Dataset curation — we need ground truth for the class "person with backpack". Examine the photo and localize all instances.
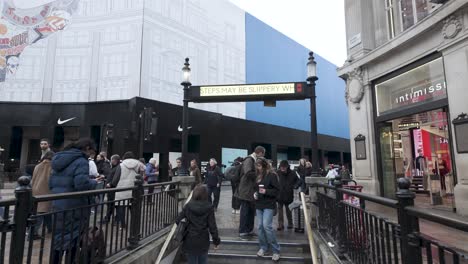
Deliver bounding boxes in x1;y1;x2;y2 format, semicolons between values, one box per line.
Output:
225;157;244;214
237;146;266;240
204;158;223;211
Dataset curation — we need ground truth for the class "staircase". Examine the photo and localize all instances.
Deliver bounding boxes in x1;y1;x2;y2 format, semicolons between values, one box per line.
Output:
177;230;312;264
409;175;429;194
207;237;312;263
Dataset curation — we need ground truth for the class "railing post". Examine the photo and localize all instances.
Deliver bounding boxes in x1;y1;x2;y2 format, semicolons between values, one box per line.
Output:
396;178;422;264
10;176;32;264
333;175;347;255
128;174;144;250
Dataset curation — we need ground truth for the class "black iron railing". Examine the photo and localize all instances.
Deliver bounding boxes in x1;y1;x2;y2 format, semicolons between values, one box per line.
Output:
0;176;179;264
311;177;468;264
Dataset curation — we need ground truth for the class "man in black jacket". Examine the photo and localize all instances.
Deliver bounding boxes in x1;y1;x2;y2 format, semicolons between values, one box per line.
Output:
103;154;121;223
236;146;266;240
204;158;223;210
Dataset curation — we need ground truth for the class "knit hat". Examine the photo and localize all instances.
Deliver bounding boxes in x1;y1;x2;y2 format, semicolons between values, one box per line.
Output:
279;160;289;168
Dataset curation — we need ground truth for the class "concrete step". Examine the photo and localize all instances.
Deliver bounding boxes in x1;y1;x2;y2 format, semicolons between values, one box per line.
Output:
207;252;311;263
201;238;312;264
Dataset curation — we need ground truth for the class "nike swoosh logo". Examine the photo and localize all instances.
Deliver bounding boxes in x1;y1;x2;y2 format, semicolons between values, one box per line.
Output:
57;117;76;125
177;125;192;132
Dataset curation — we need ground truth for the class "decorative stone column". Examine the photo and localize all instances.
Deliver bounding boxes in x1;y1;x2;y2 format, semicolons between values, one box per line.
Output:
306;176;328;227
172;176;195;210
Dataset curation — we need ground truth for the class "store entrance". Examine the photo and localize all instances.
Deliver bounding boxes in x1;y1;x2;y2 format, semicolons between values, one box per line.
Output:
379;108;455;210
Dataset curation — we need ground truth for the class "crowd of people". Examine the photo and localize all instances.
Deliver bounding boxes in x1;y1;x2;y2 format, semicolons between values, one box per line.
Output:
24;138;351;263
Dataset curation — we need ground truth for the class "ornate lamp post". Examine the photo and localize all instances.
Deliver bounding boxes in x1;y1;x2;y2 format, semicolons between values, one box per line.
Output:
307;52;319;174
181;58;191;165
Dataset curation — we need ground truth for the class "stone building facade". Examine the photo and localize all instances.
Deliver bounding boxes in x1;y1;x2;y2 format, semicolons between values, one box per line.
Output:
339;0;468;215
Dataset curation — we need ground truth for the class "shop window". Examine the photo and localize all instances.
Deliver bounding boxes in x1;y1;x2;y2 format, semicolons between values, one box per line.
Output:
375;57;447;117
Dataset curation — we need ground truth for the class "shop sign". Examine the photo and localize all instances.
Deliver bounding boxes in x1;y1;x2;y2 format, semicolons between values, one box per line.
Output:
393;81;447;107
398;122;420;131
375;57;447;116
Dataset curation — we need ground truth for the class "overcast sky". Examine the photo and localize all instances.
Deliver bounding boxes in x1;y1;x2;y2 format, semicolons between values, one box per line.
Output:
229;0;347;67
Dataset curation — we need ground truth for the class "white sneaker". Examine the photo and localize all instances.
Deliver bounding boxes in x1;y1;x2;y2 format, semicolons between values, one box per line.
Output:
257;248;266;257
272;253;280;261
232;209;236;214
236;210;240;214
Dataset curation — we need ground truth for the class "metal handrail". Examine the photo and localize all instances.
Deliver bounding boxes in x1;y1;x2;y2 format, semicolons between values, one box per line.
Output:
300;192;319;264
312;182;399;208
34;180;181;202
406;206;468;232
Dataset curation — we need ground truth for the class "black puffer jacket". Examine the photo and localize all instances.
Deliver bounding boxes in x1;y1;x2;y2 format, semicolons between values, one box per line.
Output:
176;200;220;255
277;169;299;204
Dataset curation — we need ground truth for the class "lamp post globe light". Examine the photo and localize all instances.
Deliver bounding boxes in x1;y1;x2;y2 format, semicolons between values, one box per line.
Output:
181;58;191;167
307;52;319;175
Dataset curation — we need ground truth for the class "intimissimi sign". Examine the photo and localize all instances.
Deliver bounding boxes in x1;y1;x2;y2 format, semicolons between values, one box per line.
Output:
393;81;447;106
375;57;447;116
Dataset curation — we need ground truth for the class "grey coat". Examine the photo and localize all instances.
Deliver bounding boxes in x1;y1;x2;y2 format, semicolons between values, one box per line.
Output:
236;156;256;201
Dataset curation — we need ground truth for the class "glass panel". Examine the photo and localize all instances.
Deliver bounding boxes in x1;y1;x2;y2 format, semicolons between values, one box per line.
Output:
375;57;447;116
400;0;415;30
416;0;430;21
379;125;397;199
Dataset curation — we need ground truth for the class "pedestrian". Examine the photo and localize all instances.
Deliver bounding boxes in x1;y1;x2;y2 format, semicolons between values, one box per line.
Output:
254;157;281;261
276;160;298;231
114;152;145;229
145;158;159;203
189;159;202;186
204;158;223;211
39;138;52;160
176;184;220;264
103;154;121;224
49;138;101;263
172;157;189;176
30;151;54;239
237;146;266;240
225;157;243;214
305;161;313;176
297;158;307;193
326;164;338;185
340;164;351;183
95;153;111;203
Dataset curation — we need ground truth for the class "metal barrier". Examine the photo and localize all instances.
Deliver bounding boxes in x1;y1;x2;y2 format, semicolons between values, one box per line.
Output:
311;176;468;264
0;176;179;264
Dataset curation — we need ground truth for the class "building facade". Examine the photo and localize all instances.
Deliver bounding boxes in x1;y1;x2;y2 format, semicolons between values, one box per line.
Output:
0;0;349;180
339;0;468;214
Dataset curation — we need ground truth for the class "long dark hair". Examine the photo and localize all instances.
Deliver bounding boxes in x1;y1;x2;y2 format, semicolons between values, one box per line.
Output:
256;157;271;182
192;184;209;201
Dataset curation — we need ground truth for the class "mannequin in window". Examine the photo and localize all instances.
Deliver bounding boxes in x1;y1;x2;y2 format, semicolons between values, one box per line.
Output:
415;149;427;190
434;154;449;192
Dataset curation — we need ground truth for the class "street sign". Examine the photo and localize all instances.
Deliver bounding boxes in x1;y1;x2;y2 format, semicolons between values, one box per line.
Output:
187;82;311;103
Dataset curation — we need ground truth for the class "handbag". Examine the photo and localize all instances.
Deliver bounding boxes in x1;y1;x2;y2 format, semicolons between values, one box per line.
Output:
173;217;189;243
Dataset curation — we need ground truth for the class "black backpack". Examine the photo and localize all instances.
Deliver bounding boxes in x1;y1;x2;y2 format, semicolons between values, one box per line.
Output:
225;163;242;182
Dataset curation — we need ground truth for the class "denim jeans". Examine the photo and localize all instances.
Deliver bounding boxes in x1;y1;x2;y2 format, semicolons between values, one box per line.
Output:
239;200;255;235
207;186;220;209
257;208;280;254
186;253;208;264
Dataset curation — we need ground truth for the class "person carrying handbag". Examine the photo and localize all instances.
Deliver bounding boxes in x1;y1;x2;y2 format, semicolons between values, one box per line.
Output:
175;185;220;264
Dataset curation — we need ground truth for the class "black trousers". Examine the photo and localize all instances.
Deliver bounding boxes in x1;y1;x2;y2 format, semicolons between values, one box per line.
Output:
207;186;220;209
231;184;241;210
239;200;255;235
105;192;115;220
